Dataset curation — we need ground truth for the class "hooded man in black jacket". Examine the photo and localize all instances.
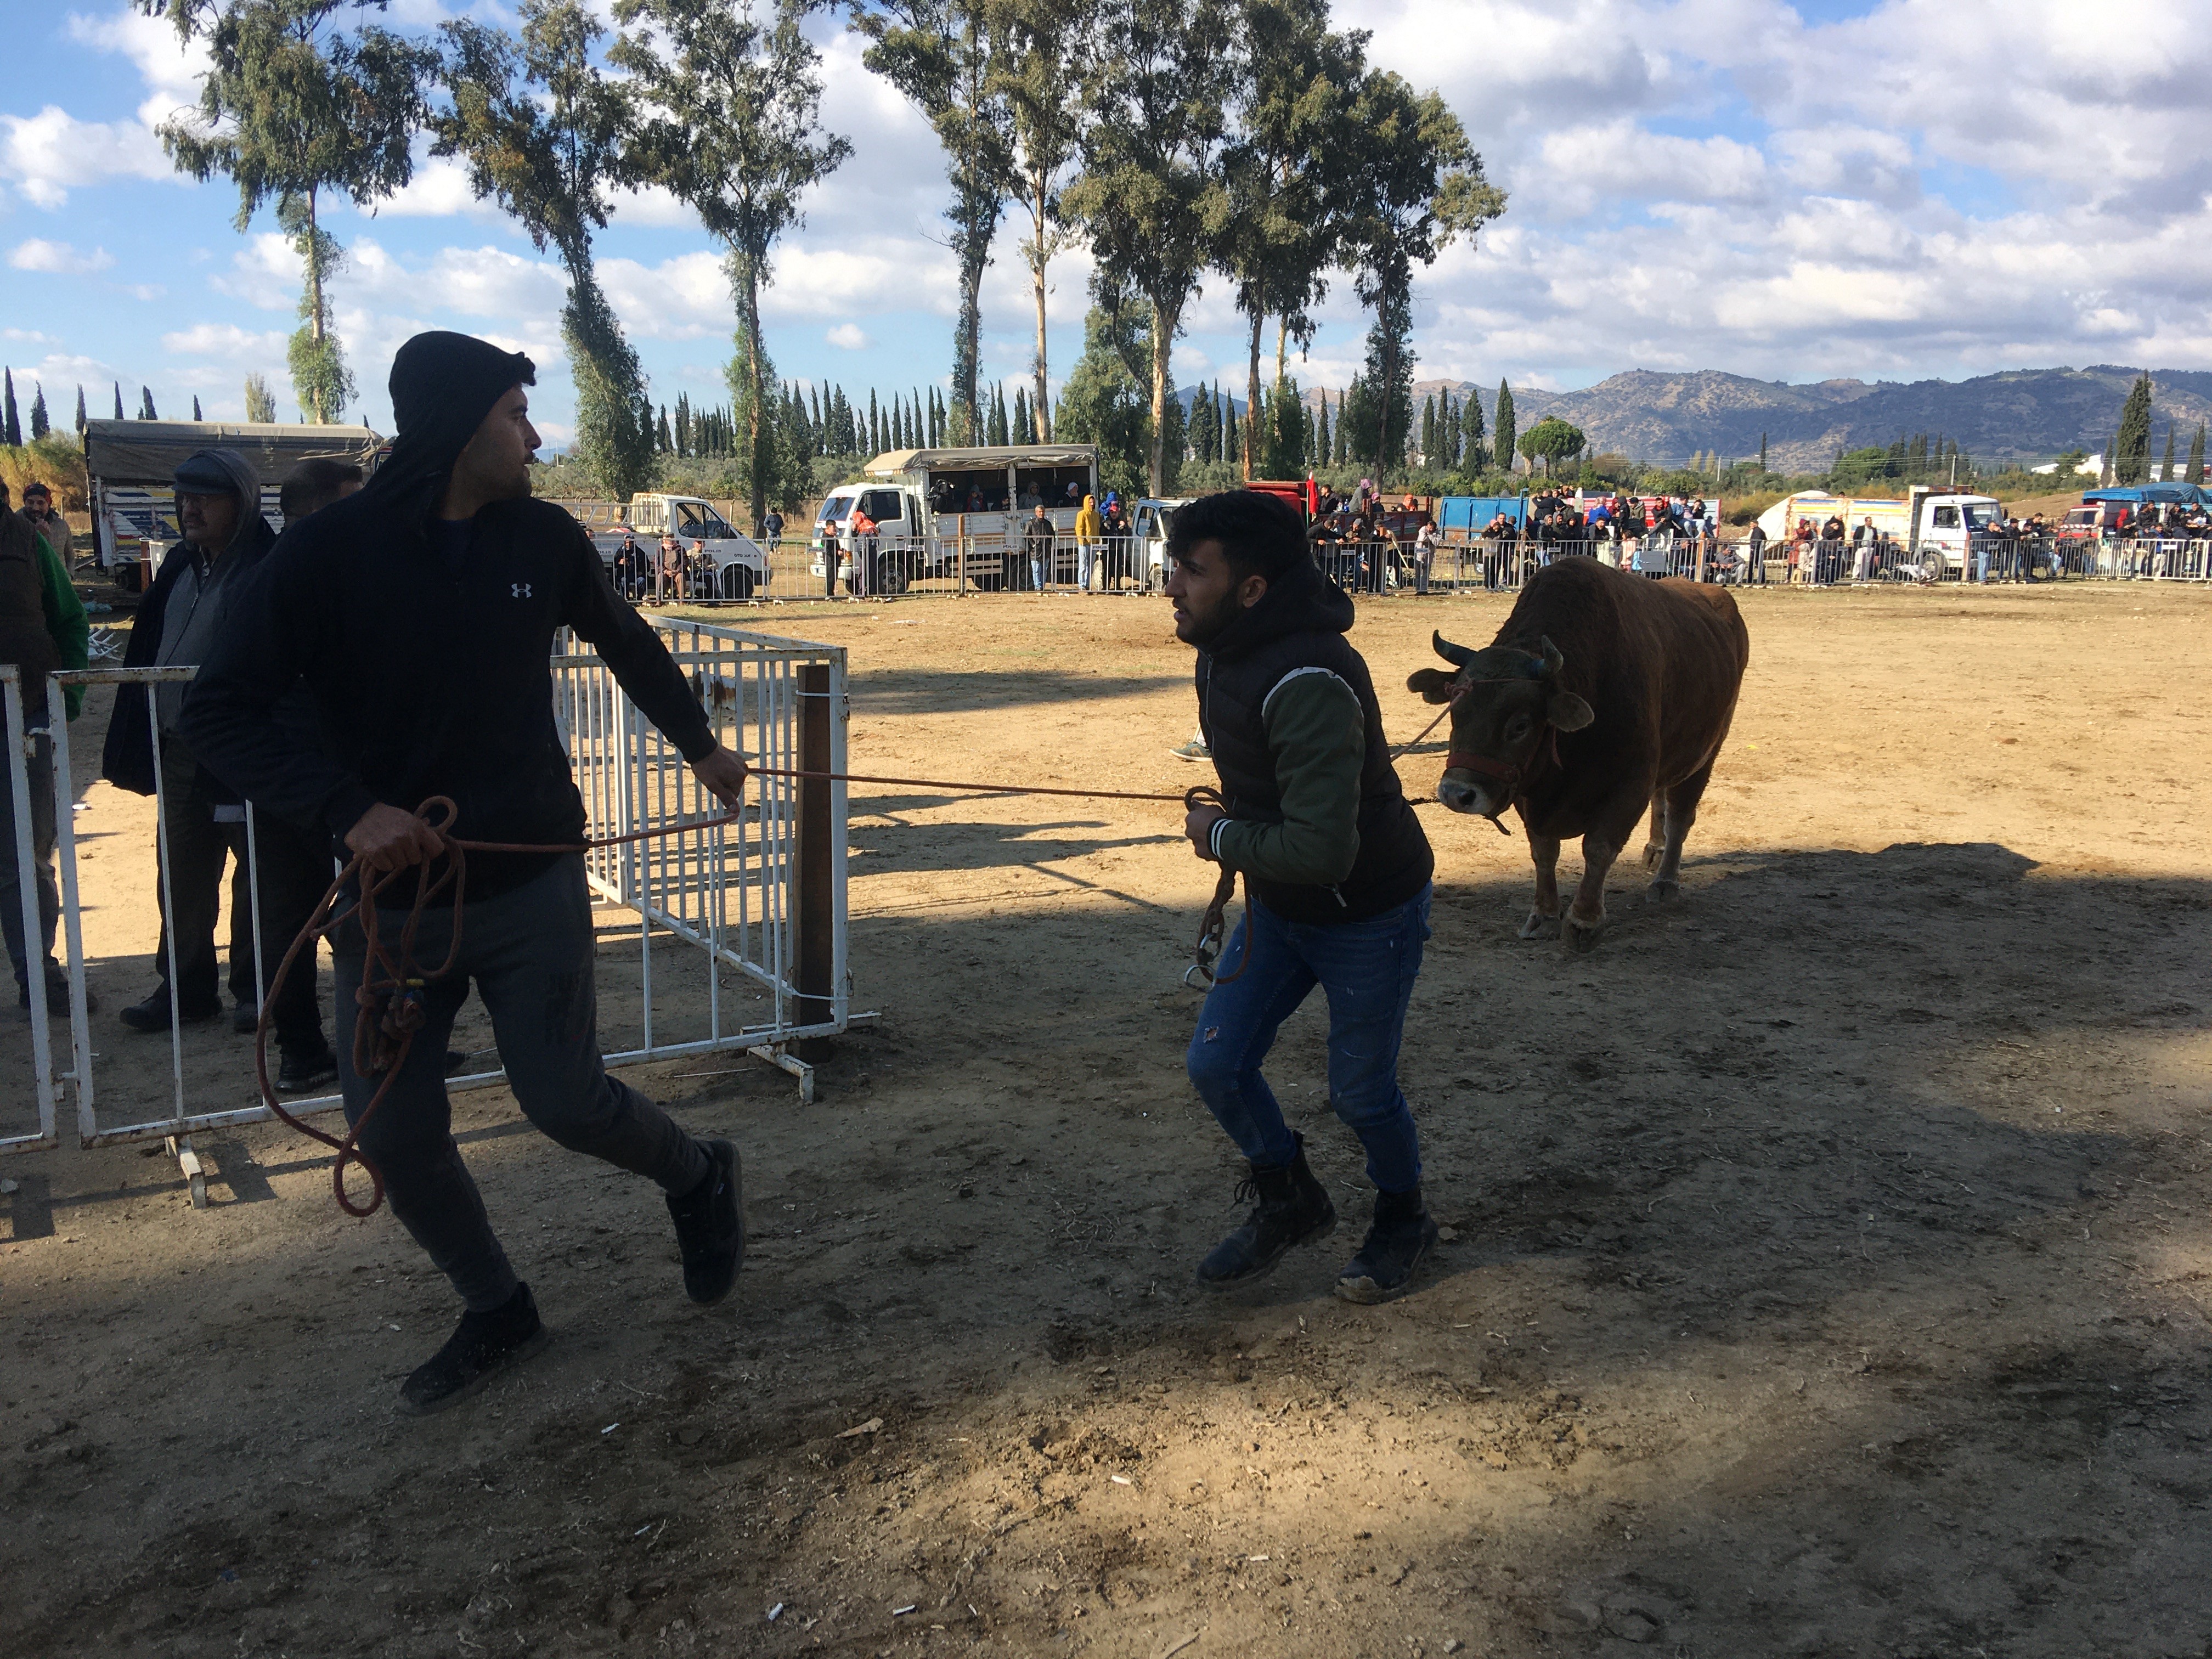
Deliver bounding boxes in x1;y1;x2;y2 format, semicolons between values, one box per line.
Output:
1169;490;1439;1304
182;332;752;1415
101;448;340;1089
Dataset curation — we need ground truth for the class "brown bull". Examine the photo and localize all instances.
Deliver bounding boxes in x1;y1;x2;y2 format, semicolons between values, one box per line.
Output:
1407;559;1749;950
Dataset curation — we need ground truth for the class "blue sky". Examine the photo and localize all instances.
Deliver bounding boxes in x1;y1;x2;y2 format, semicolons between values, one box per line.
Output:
4;0;2208;447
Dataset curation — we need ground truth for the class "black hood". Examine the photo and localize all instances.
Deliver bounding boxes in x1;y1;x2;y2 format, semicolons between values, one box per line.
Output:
1203;553;1354;664
361;330;536;529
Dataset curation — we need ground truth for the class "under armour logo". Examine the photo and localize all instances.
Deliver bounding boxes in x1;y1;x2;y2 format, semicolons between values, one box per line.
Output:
511;582;533;599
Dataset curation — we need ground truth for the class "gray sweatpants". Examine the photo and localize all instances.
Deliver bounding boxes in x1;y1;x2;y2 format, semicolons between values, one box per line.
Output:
336;854;709;1312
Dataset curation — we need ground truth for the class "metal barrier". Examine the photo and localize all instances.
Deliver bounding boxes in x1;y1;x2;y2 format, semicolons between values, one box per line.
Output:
2;619;856;1208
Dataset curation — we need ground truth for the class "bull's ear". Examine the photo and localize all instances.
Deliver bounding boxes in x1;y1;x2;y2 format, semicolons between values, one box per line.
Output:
1548;691;1595;731
1406;668;1458;704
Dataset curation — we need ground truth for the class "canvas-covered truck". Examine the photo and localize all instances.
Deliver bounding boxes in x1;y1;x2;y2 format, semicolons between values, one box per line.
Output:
82;417;383;591
808;443;1099;592
1753;486;2005;581
589;493;774;599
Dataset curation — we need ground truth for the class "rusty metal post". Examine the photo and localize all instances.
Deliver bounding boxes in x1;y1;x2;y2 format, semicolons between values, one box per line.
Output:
793;663;834;1060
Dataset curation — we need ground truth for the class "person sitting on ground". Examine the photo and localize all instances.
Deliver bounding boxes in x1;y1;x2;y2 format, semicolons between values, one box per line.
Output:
0;477;90;1015
182;329;752;1416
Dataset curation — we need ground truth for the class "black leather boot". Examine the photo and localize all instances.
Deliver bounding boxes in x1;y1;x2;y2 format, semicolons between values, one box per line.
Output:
1196;1134;1336;1291
1335;1185;1440;1304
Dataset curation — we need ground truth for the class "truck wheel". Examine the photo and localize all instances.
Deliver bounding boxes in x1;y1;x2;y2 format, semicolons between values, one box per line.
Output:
873;555;909;596
1918;550;1946;583
719;565;757;600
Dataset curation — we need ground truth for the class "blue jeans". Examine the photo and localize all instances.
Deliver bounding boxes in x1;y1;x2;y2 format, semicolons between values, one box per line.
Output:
1186;883;1431;1193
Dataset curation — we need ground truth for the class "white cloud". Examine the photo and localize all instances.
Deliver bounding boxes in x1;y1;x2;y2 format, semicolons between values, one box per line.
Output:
162;321;290;359
0;105;174;209
10;238;115;274
826;323;871;349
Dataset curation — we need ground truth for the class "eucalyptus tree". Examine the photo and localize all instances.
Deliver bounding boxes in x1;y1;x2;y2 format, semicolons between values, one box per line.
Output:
436;1;657;499
1062;0;1239;495
1221;0;1361;477
614;0;850;529
990;0;1090;441
848;0;1014;445
1337;69;1503;480
144;0;434;422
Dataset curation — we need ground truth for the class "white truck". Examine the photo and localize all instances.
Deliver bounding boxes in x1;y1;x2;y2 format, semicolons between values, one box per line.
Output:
1754;486;2005;581
808;443;1100;593
589;494;774;599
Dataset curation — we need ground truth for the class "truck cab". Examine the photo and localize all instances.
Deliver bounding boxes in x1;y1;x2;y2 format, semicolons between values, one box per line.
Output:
1132;497;1198;588
595;494;772;599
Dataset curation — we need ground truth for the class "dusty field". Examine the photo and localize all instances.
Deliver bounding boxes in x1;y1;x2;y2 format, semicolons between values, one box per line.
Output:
7;580;2212;1659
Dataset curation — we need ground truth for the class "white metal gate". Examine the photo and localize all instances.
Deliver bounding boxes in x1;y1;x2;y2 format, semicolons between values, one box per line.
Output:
1;619;853;1205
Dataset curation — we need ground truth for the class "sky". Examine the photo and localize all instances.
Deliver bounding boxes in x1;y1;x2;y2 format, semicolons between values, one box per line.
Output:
3;0;2209;448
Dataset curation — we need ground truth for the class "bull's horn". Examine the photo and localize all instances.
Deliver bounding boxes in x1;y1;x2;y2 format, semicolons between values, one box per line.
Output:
1432;630;1476;668
1538;635;1565;679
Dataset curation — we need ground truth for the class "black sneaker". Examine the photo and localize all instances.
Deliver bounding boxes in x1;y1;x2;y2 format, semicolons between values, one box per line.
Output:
275;1041;341;1093
1195;1134;1336;1291
119;989;221;1032
232;1003;259;1035
667;1139;743;1304
1335;1186;1440;1305
398;1284;550;1416
16;963;91;1015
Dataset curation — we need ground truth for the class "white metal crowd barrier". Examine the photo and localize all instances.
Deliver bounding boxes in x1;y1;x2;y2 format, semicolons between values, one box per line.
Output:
1;618;855;1207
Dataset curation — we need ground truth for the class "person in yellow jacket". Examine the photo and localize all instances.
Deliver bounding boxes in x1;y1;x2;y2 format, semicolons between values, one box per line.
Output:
1074;494;1103;593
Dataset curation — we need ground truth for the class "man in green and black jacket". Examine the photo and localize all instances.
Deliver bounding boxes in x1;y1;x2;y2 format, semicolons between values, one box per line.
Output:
1170;490;1439;1304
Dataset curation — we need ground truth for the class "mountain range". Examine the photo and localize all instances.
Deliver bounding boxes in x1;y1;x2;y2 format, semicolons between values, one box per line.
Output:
1242;365;2212;473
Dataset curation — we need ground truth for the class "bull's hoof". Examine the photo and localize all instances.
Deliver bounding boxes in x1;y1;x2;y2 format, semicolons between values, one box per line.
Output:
1517;909;1561;941
1562;913;1605;952
1640;842;1665;871
1646;878;1680;904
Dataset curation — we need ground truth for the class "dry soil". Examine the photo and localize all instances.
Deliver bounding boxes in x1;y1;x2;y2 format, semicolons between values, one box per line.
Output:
5;580;2212;1659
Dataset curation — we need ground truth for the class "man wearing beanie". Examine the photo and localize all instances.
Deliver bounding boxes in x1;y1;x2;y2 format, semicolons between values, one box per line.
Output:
101;448;339;1088
183;332;751;1415
1167;490;1440;1304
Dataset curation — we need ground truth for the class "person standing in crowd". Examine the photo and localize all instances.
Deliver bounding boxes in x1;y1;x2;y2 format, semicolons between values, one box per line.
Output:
760;507;783;550
100;450;340;1090
278;458;363;526
1412;516;1437;595
847;507;874;599
1022;500;1056;592
1101;494;1130;592
1074;493;1103;594
0;478;90;1015
183;331;751;1415
1852;516;1878;584
1167;490;1439;1303
18;482;74;571
1481;511;1517;591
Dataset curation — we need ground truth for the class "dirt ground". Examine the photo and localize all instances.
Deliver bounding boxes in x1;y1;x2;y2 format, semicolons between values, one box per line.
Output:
7;580;2212;1659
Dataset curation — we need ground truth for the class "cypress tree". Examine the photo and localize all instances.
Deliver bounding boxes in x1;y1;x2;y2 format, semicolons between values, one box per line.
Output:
2161;422;2177;481
2187;422;2206;486
1464;387;1485;469
1494;381;1516;477
2114;372;2153;484
193;394;205;421
1314;392;1330;467
1419;396;1435;469
74;385;86;433
1;369;18;447
140;386;158;420
1758;431;1767;472
112;382;125;421
29;381;49;440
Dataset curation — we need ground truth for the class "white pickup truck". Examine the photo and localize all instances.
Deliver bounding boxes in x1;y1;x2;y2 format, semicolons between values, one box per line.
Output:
808;443;1099;592
1754;486;2005;581
590;494;774;599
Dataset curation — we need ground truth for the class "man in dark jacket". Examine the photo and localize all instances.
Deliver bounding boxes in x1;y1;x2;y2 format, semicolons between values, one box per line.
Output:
181;331;750;1417
100;449;339;1089
1168;490;1438;1304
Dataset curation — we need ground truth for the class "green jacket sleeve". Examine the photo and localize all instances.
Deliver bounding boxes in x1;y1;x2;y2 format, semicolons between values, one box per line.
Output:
33;533;89;720
1210;669;1364;885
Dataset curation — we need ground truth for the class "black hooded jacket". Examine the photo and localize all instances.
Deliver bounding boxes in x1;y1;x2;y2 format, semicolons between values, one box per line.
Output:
1196;558;1432;925
178;332;716;895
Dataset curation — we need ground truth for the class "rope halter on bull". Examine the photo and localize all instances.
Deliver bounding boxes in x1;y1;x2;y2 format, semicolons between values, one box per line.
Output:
1423;630;1585;837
